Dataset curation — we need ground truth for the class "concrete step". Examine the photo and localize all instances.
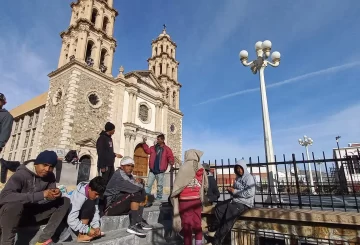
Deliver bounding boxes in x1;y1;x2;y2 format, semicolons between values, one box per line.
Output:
101;205;172;232
23;224;181;245
16;204;179;245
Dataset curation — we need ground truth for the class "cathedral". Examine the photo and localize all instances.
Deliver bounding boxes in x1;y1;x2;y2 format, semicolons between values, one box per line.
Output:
0;0;183;182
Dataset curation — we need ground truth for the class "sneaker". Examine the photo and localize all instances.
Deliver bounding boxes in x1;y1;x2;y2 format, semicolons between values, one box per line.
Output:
35;239;62;245
139;219;152;230
126;224;147;236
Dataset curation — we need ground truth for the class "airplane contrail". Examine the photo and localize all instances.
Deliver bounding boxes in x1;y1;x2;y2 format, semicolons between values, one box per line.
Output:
194;61;360;106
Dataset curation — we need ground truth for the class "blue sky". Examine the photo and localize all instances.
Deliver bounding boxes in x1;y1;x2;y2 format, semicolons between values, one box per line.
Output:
1;0;360;162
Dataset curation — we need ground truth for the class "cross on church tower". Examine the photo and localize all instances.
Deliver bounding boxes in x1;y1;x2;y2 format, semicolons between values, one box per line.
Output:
163;24;167;31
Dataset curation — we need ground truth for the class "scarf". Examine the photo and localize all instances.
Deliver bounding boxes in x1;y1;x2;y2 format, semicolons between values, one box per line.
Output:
170;149;208;232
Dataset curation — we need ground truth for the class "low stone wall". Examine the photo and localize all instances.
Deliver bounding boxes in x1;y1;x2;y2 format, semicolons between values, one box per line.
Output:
201;207;360;245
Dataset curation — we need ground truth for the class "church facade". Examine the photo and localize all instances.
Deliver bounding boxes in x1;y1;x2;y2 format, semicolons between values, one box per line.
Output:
0;0;183;181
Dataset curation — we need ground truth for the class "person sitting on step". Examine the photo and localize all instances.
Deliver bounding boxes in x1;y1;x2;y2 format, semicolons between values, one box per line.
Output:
103;157;154;236
0;150;70;245
206;159;255;245
202;163;220;205
67;176;107;242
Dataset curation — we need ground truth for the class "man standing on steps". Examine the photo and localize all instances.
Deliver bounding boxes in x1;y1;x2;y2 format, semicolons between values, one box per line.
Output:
0;93;13;154
96;122;123;184
0;93;14;184
142;134;174;202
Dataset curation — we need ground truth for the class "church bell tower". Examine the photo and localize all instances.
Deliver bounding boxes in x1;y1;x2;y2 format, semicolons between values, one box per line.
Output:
147;25;181;110
38;0;119;154
58;0;118;76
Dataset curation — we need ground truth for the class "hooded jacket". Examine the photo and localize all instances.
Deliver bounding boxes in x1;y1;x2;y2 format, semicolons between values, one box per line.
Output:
67;182;101;233
104;168;144;208
0;108;14;149
231;159;255;208
0;162;56;205
96;131;116;168
170;149;208;232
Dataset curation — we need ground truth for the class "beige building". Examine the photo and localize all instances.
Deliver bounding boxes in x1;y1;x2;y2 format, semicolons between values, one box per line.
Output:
0;0;183;182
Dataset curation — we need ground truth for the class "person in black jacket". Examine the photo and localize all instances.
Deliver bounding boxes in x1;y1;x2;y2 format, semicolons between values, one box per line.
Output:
203;163;220;204
96;122;122;184
0;93;13;154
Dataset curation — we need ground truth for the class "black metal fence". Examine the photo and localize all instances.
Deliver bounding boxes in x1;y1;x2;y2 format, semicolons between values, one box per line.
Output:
170;150;360;213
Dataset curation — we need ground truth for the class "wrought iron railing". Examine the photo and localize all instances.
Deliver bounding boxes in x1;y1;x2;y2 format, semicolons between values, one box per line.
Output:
170;150;360;212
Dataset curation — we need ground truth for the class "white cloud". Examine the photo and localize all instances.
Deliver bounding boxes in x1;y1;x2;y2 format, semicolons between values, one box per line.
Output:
183;102;360;163
194;61;360;106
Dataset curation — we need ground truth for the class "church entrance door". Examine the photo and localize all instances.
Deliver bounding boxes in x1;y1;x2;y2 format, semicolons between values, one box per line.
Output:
77;156;91;184
133;144;149;177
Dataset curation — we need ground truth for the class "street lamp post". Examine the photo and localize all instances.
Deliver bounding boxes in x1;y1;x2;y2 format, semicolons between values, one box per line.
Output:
239;41;280;195
298;135;316;194
317;159;324;193
336;136;341;158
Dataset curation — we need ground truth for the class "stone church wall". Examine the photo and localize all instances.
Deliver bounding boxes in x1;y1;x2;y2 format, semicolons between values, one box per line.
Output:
70;72;114;145
39;70;72;150
167;111;182;163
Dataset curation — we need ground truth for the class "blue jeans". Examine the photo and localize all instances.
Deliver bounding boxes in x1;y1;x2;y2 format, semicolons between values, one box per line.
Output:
145;171;165;199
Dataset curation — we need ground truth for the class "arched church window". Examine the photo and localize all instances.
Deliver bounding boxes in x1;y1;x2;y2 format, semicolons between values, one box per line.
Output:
73;39;78;54
160;45;163;53
139;104;149;122
166;45;169;53
159;63;163;74
100;49;107;66
85;41;94;66
91;9;98;24
155;47;158;55
152;66;155;73
100;49;108;73
102;17;109;32
167;64;170;76
166;88;170;99
172;68;175;78
170;124;175;133
173;91;176;107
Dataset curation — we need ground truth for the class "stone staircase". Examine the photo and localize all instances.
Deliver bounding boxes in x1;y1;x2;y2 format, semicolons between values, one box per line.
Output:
16;203;182;245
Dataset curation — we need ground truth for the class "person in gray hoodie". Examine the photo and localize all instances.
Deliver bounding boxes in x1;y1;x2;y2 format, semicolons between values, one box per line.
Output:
67;176;106;242
0;150;70;245
206;159;255;245
0;93;13;153
104;157;153;236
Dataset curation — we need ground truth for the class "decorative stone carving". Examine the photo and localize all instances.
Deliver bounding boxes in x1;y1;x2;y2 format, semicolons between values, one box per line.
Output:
52;87;65;106
167;113;182;161
139;104;148;122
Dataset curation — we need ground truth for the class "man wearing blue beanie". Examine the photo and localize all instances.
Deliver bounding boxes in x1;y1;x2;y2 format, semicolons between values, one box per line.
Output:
0;150;70;245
